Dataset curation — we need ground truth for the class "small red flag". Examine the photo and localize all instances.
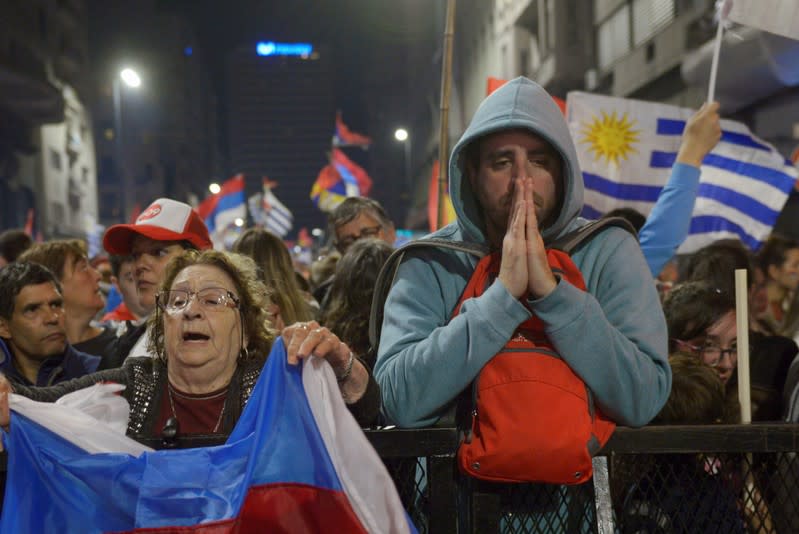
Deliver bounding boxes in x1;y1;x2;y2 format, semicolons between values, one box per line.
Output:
333;112;372;148
427;160;456;232
486;77;567;114
23;208;34;237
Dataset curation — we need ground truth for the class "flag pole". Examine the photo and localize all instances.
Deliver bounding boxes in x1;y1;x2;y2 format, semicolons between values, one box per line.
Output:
437;0;456;230
735;269;751;424
707;2;727;103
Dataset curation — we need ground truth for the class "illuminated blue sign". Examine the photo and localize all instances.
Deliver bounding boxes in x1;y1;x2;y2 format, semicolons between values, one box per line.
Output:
256;42;314;57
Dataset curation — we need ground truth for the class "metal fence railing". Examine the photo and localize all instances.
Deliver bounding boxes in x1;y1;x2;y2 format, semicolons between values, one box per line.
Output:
365;423;799;534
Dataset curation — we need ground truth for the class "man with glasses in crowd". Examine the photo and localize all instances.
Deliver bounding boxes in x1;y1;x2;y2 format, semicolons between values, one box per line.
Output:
314;197;396;308
330;197;396;254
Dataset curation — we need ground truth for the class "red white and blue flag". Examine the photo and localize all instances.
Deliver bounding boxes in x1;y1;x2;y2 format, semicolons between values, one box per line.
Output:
310;149;374;212
333;111;371;148
196;174;247;236
1;338;416;533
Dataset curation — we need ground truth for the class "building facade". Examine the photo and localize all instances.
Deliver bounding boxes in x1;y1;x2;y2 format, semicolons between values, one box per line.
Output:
0;0;97;239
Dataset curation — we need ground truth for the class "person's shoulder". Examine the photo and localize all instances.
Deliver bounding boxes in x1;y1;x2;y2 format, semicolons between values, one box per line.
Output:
566;218;638;256
400;224;485;263
64;343;102;370
123;356;161;374
239;357;264;378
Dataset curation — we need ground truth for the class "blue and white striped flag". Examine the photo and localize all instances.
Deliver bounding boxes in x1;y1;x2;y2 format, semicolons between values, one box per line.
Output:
249;183;293;238
263;187;293;238
567;91;798;252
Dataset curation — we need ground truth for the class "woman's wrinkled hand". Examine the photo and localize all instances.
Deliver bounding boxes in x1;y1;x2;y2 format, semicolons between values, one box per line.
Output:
282;321;352;377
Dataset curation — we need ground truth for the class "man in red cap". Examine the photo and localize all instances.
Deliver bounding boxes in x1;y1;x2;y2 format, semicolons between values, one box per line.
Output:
100;198;213;368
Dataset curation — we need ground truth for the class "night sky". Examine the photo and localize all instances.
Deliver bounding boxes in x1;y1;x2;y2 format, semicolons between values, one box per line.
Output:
89;0;429;230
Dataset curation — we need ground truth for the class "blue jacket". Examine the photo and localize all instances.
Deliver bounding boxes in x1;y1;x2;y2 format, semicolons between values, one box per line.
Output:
374;77;671;428
0;337;101;387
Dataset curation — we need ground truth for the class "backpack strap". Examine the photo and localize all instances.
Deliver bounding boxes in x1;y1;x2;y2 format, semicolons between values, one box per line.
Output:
368;238;488;352
548;216;637;254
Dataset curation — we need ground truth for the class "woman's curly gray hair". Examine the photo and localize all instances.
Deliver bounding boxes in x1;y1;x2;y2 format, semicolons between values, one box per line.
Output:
147;249;276;363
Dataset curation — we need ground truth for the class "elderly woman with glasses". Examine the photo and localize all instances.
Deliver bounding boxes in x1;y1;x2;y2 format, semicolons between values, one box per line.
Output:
663;281;738;385
0;250;380;444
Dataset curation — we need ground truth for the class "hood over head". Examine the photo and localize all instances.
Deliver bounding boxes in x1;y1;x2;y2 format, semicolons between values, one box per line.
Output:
449;77;584;244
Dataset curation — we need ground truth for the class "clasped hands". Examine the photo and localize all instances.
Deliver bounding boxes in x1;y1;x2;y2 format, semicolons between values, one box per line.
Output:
497;177;558;300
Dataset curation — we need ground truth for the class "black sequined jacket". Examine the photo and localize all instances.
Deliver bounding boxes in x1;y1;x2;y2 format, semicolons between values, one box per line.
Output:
11;355;381;439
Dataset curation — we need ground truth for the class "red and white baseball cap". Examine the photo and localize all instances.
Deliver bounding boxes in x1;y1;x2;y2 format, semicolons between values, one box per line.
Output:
103;198;212;255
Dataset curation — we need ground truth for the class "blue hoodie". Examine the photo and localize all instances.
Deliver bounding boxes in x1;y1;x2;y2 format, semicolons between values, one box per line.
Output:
374;77;671;428
0;337;101;387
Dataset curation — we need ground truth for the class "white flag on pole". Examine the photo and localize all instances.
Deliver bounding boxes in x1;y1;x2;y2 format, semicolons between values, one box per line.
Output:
725;0;799;40
262;187;293;238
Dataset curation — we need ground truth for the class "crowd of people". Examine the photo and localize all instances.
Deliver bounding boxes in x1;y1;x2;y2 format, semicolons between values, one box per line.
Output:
0;76;798;530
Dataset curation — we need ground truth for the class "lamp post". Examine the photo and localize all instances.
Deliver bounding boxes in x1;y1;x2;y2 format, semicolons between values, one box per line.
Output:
394;128;411;187
113;67;141;223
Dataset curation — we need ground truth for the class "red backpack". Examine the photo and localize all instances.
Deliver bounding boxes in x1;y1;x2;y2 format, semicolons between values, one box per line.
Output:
455;246;615;484
369;218;635;484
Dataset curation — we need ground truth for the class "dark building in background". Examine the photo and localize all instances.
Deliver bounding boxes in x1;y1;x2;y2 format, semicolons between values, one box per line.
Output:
225;43;335;235
0;0;98;238
89;1;223;227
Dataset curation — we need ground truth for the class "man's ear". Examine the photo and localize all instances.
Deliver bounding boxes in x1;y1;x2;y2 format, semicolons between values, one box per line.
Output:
0;317;11;340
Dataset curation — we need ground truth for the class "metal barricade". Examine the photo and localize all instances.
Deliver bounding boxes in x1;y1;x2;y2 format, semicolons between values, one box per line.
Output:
366;423;799;534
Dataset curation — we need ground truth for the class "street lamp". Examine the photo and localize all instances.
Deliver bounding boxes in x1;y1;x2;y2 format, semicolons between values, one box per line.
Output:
120;68;141;88
394;128;411;187
209;182;221;195
113;67;141;222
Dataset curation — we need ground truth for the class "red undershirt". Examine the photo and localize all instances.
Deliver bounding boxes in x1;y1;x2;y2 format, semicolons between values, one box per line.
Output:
154;381;228;436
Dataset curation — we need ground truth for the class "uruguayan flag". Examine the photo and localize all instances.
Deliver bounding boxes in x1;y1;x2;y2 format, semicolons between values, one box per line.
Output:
262;187;293;238
567;91;797;252
248;180;294;238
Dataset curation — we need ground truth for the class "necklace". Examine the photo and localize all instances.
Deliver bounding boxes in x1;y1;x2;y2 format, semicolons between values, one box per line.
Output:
166;382;228;434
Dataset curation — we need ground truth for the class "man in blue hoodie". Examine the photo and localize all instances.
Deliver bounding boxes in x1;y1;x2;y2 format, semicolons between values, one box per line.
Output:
0;262;100;387
375;77;671;429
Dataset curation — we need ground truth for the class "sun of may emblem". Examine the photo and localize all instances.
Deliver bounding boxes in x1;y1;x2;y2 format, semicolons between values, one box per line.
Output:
580;110;640;165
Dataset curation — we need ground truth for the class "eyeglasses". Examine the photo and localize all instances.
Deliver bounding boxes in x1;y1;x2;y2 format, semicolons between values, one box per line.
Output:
157;288;240;314
336;225;383;251
673;339;738;367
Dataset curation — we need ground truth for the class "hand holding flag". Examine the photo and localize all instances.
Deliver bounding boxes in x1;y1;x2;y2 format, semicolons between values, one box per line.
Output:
675;102;722;167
